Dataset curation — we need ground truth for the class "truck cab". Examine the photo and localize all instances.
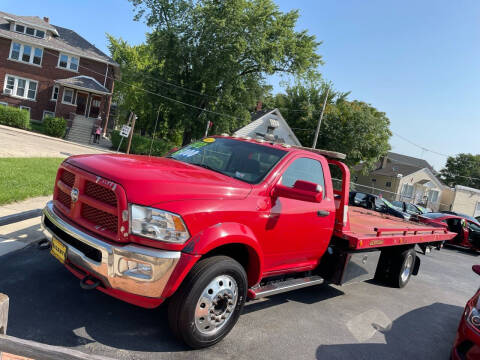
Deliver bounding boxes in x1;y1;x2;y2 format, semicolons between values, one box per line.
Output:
41;136;455;348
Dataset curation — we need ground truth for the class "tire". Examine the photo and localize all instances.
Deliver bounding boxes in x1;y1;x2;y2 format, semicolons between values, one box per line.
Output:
168;255;247;349
374;247;416;288
389;248;416;288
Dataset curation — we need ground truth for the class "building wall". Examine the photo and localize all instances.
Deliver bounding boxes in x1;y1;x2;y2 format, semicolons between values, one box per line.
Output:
352;172;400;201
397;169;443;211
439;187;455;211
0;36;114;121
451;188;480;216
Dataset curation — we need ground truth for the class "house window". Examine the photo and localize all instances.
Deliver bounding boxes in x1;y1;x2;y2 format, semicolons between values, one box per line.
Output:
35;30;45;38
9;42;43;66
386;181;392;188
427;189;439;204
14;24;25;33
3;75;38;100
51;85;59;101
62;88;75;104
14;24;45;39
19;106;30;114
58;53;80;71
43;110;55;119
401;184;414;199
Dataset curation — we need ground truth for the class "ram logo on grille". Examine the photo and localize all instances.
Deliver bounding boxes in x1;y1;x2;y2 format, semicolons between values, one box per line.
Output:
70;188;79;203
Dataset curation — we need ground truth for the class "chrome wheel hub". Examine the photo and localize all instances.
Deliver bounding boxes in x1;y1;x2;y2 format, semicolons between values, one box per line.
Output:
194;275;238;335
401;254;413;282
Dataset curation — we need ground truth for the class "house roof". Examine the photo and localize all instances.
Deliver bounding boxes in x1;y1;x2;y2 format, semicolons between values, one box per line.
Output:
387;152;434;171
0;11;118;66
234;108;302;146
354;151;435;177
55;75;111;94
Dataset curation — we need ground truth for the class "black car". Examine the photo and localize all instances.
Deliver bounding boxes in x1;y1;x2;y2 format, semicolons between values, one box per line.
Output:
349;191;411;220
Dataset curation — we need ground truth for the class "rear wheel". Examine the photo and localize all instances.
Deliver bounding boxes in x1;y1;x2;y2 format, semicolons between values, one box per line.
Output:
375;247;416;288
168;255;247;348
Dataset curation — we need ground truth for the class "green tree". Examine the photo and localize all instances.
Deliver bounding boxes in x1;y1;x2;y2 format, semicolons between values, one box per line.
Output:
119;0;322;144
440;153;480;189
272;83;391;168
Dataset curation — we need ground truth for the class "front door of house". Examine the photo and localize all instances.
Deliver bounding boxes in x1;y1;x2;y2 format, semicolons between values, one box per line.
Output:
89;95;102;118
76;92;88;115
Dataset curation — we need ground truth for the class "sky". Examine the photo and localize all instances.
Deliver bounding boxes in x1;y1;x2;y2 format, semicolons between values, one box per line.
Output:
2;0;479;170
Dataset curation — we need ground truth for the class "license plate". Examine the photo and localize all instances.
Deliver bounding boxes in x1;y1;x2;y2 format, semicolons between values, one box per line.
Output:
50;237;67;264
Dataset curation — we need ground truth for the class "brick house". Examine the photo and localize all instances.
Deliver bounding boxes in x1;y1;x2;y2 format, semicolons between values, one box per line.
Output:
0;11;118;134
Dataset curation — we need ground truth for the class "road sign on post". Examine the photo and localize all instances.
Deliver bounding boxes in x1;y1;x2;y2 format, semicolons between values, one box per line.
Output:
120;125;131;138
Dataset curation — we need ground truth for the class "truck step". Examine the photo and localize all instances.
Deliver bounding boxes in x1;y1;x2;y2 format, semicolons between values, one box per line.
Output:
249;275;324;299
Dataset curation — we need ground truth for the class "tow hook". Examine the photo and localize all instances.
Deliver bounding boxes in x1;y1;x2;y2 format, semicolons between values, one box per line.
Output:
80;275;101;290
37;239;51;250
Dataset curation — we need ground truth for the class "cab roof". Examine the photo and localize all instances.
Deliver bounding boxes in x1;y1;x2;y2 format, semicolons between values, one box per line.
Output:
214;135;346;160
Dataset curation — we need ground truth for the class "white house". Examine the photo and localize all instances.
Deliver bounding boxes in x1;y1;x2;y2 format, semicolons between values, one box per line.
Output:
233;108;302;146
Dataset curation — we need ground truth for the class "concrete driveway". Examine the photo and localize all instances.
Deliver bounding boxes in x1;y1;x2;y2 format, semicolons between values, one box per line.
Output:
0;125;112;158
0;245;478;360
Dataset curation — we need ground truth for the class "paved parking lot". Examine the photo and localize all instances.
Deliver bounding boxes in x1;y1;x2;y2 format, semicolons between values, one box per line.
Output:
0;244;478;360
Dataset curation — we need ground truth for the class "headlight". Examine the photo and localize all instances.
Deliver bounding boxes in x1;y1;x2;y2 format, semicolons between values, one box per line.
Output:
130;204;190;243
466;294;480;331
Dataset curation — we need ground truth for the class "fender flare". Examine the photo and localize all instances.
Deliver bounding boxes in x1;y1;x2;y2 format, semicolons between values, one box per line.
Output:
183;222;264;285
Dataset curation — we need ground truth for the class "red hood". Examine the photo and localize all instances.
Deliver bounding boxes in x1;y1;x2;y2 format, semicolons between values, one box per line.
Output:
66;154;252;205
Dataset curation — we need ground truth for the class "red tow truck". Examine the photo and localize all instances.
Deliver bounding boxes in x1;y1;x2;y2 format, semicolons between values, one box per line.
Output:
41;136;456;348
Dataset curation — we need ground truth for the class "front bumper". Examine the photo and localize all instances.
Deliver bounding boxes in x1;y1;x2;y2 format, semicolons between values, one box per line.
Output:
41;201;180;300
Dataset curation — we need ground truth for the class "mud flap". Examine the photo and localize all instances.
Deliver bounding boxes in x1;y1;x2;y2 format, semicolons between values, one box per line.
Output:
412;255;421;276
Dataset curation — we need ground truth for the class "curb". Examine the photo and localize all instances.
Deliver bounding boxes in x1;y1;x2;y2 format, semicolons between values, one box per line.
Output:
0;125;118;154
0;209;42;227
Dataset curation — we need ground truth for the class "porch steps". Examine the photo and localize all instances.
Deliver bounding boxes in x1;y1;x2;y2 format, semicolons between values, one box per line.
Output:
66;116;96;145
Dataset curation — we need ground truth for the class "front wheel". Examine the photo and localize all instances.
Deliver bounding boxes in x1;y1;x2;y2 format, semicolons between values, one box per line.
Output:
168;255;247;348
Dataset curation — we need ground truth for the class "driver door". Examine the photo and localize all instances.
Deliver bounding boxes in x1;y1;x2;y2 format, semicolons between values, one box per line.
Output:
261;156;336;274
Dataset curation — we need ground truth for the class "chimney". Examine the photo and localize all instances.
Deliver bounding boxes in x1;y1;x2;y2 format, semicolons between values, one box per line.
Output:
256;101;262;112
43;17;49;23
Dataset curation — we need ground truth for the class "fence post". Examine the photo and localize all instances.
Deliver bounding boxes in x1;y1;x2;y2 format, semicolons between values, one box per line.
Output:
0;293;8;335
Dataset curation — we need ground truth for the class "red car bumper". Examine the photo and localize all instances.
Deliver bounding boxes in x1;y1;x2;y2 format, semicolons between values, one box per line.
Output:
452;290;480;360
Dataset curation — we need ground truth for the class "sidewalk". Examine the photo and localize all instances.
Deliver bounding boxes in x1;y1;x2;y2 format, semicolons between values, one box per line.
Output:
0;197;50;257
0;125;117;158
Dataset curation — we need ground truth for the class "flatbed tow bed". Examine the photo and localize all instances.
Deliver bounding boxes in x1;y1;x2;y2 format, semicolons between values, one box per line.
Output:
339;206;455;250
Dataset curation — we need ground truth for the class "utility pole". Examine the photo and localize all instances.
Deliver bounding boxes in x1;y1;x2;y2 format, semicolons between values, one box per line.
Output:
204;120;212;137
126;113;137;154
312;87;330;149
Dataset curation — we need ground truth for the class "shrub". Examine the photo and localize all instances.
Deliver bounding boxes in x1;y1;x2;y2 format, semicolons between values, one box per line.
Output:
111;130;176;156
0;106;30;129
43;116;67;138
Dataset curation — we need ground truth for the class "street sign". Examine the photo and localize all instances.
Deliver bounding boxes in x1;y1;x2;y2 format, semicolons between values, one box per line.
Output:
120;125;131;138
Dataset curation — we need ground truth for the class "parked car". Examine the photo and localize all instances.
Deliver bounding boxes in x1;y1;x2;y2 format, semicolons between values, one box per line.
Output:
41;136;455;348
451;265;480;359
349;191;411;220
418;213;480;250
441;211;480;226
391;201;431;216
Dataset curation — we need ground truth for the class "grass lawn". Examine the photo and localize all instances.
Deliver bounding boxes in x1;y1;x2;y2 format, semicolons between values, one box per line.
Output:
0;158;63;205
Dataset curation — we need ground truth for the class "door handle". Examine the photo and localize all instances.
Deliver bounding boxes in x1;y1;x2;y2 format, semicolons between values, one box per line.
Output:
317;210;330;217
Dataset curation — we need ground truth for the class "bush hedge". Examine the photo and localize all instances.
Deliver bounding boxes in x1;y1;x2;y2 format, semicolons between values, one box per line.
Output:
111;130;176;156
0;106;30;129
43;116;67;138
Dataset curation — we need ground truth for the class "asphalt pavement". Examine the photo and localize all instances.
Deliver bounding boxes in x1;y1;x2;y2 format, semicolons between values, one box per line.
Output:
0;244;478;360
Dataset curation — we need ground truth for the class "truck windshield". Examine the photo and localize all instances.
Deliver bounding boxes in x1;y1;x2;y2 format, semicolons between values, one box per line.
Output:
168;137;287;184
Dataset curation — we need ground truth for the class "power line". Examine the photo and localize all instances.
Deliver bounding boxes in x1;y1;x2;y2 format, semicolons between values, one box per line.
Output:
43;48;479;183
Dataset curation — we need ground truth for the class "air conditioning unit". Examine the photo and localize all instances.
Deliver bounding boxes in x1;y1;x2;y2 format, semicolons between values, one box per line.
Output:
4;88;12;95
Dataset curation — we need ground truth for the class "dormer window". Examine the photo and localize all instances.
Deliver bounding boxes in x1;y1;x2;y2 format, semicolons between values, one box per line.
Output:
14;23;45;39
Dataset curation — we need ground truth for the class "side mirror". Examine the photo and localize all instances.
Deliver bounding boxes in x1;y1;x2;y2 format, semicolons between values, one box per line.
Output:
473;265;480;276
274;180;323;203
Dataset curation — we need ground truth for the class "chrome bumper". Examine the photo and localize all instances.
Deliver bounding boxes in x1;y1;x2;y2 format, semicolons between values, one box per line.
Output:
41;201;180;298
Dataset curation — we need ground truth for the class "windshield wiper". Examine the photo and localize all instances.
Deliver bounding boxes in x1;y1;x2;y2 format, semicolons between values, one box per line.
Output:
190;162;216;171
